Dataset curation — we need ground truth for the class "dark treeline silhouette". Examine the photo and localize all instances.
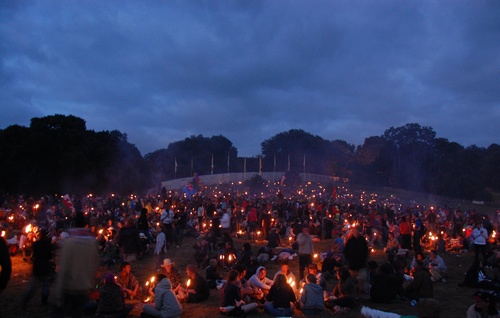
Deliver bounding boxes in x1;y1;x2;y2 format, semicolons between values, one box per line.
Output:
0;115;498;201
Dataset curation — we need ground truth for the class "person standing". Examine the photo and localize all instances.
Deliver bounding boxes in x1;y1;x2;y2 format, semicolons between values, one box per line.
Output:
297;226;314;280
138;208;154;243
160;205;174;247
115;216;141;262
413;214;425;254
0;236;12;294
471;221;489;265
21;228;56;309
399;216;412;250
154;225;168;269
54;212;100;318
344;226;369;298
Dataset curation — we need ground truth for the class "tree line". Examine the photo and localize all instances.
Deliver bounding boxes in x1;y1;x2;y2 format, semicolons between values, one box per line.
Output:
0;115;498;201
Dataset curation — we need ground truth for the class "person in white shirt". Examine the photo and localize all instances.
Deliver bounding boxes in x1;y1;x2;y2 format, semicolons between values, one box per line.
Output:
248;266;273;297
471;222;489;264
220;210;231;237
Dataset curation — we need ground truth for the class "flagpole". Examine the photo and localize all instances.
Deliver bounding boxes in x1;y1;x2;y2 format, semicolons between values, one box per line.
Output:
174;157;178;179
244;157;247;181
303;154;305;175
273;153;276;181
288;154;290;172
227;151;230;174
259;156;262;176
211;153;214;175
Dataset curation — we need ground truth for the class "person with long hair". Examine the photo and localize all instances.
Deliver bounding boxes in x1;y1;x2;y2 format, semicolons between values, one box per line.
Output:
264;273;296;316
326;266;358;309
219;270;258;316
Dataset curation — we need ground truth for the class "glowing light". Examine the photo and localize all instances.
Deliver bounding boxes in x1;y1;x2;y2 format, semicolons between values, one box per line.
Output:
187;279;191;287
25;224;33;234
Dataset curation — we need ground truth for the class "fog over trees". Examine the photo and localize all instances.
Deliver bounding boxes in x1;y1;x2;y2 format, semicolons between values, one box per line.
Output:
1;115;498;201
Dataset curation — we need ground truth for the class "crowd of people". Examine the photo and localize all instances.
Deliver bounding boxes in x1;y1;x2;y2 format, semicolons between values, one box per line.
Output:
1;184;500;317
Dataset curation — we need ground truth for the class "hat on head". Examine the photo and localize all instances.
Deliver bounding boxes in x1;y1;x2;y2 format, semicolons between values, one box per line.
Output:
473;290;494;302
161;258;174;267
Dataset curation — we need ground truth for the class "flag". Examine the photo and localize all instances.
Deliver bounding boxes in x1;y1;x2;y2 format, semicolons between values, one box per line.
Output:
211;153;214;174
259;156;262;174
183;183;196;200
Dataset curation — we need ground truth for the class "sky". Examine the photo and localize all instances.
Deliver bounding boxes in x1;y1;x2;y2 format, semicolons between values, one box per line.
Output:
1;1;499;157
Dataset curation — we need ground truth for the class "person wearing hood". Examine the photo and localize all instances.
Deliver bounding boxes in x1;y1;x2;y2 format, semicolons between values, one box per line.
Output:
298;274;325;316
248;266;273;297
141;274;182;318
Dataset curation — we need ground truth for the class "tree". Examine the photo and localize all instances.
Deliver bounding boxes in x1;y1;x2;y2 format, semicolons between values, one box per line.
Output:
382;123;437;191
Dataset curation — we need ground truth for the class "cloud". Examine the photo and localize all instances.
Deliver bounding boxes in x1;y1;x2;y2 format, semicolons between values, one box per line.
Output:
1;1;499;157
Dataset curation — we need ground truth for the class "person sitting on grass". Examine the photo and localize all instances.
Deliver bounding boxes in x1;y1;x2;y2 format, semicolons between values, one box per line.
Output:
159;259;182;294
428;250;447;283
264;273;296;317
248;266;274;297
325;266;358;310
205;258;224;289
233;264;264;303
384;232;399;255
404;260;433;302
467;290;499;318
97;272;133;318
141;274;182;318
116;261;142;300
178;264;210;303
273;260;297;291
447;233;464;253
297;273;325;316
219;269;259;316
